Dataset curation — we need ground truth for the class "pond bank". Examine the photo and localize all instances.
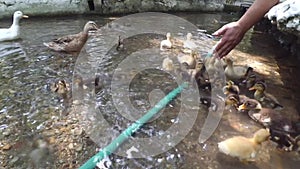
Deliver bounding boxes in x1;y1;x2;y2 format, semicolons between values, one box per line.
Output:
0;0;225;19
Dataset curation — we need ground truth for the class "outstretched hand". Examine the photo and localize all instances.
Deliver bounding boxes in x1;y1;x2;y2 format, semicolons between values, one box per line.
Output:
213;22;246;58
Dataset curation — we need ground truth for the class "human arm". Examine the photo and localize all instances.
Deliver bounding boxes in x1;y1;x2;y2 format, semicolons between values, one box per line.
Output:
213;0;279;58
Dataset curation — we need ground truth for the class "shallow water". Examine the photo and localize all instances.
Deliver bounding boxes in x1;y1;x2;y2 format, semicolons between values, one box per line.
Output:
0;12;299;168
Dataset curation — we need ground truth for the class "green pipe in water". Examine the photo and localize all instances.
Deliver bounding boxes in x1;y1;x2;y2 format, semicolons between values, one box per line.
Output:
80;82;188;169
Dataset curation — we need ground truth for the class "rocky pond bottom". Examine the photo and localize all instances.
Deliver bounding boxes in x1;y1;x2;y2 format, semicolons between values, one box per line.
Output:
0;12;299;168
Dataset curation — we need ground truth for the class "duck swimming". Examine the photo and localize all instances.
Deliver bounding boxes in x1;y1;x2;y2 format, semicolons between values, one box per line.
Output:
43;21;98;55
0;11;28;42
160;32;172;51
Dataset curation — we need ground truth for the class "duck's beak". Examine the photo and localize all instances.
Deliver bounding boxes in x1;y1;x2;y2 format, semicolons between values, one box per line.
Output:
249;87;255;91
237;103;247;111
22;15;29;19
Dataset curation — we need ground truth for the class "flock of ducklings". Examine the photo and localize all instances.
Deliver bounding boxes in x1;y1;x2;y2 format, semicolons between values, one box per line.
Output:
3;11;299;163
159;31;300;161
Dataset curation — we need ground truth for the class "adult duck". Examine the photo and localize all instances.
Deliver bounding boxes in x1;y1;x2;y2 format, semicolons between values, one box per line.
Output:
0;11;28;42
43;21;98;55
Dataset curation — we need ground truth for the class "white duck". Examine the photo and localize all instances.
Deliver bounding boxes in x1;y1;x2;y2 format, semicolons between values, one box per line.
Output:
0;11;28;42
160;32;172;51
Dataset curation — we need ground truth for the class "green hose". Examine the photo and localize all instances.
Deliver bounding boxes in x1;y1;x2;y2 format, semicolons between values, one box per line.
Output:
80;82;188;169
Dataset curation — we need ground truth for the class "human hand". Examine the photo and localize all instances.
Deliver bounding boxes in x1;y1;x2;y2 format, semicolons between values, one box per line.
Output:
212;22;246;58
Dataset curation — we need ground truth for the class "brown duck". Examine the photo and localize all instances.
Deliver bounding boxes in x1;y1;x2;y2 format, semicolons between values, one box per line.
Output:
43;21;98;55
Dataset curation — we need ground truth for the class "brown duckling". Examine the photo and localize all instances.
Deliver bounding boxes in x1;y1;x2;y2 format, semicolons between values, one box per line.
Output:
218;128;270;161
249;81;283;109
50;80;69;99
238;101;299;151
43;21;98;55
223;80;240;95
116;35;124;51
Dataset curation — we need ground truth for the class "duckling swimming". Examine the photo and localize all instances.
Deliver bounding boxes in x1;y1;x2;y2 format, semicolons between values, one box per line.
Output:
162;57;174;72
249;81;283;109
43;21;98;55
160;32;172;51
183;33;197;50
116;35;124;51
0;11;28;42
218;128;270;161
50;80;69;99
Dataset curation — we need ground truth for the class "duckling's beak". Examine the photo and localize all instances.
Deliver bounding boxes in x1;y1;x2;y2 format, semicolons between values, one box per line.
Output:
22;15;29;19
237;103;247;111
249;87;256;91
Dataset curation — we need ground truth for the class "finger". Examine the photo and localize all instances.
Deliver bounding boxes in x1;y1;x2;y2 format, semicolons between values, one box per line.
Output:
214;37;227;52
217;42;231;58
212;25;227;36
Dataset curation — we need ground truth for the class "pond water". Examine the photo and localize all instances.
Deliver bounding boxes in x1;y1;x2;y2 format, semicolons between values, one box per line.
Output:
0;12;299;168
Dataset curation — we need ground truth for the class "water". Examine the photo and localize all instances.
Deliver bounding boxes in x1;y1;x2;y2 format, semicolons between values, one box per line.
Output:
0;12;299;168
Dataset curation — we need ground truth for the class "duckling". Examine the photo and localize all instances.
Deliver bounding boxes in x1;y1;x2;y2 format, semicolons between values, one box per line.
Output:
116;35;124;51
160;32;172;51
249;81;283;109
238;101;299;151
225;94;240;110
0;11;28;42
177;52;197;69
162;57;174;71
43;21;98;55
223;80;240;95
218;128;270;161
50;80;69;99
224;58;253;82
183;33;197;50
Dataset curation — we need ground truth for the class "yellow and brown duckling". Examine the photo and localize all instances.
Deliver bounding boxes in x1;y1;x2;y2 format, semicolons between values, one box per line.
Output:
50;80;69;99
43;21;98;55
238;101;299;151
162;57;175;72
224;58;253;83
223;80;240;95
218;128;270;161
249;81;283;109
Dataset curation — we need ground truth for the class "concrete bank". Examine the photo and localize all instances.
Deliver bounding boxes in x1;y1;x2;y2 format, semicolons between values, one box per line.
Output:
0;0;225;19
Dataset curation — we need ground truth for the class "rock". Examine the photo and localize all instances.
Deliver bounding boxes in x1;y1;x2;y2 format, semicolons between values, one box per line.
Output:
266;0;300;36
2;143;12;150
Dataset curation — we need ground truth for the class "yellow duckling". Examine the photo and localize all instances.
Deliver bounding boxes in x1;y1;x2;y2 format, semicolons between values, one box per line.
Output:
43;21;98;55
218;128;270;161
224;58;253;82
0;11;29;42
249;81;283;109
160;32;172;51
162;57;174;71
223;80;240;95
